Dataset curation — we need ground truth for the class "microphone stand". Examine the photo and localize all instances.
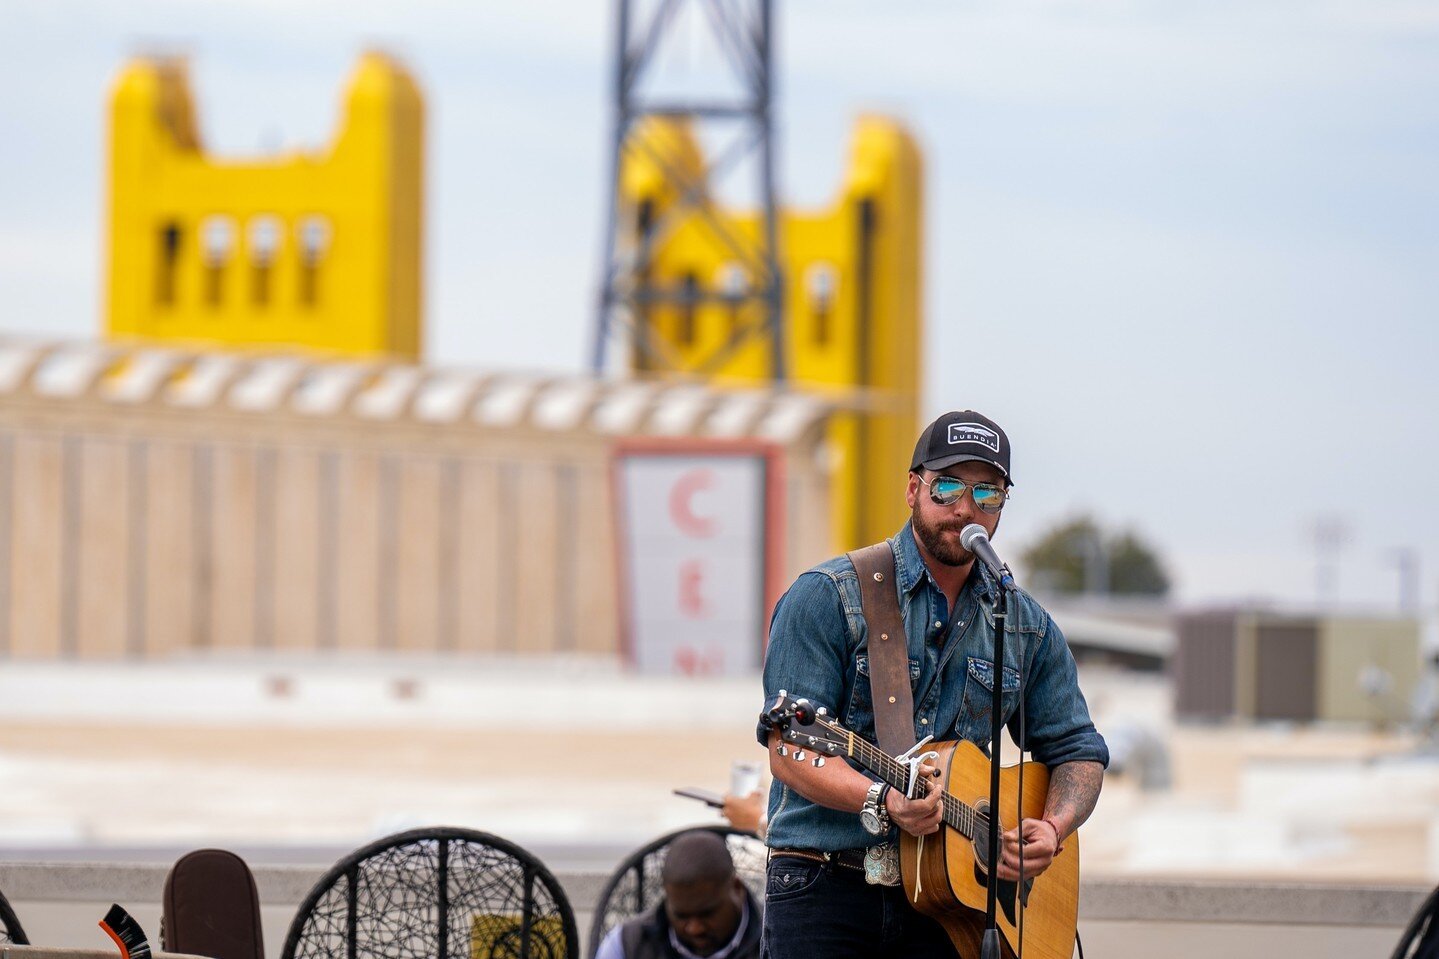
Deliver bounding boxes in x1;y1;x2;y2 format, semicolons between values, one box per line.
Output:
980;571;1014;959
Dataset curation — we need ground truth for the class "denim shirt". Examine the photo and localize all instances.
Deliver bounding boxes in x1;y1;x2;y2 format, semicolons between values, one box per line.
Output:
756;521;1109;852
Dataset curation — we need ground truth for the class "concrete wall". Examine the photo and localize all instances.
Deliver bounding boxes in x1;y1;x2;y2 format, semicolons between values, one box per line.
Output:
0;862;1428;959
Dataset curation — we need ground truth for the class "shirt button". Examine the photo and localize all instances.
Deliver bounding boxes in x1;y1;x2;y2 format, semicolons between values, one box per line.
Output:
934;620;943;629
920;718;929;725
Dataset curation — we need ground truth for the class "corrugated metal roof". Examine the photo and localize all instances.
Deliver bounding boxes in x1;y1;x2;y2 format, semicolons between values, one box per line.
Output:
0;339;843;443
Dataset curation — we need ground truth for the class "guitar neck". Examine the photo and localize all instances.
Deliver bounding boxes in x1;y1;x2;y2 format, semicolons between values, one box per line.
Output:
830;725;983;841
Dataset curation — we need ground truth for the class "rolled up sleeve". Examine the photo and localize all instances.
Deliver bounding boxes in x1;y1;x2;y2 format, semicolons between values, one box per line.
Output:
1011;614;1110;769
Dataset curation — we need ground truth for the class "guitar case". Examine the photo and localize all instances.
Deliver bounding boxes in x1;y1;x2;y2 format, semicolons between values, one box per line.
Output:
161;849;265;959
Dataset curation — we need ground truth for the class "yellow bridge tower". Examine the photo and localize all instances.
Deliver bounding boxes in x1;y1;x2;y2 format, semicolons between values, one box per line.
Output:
619;116;924;550
105;52;424;359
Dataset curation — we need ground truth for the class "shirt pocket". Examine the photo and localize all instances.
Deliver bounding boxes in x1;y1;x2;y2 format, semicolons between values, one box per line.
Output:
956;655;1021;742
844;653;922;737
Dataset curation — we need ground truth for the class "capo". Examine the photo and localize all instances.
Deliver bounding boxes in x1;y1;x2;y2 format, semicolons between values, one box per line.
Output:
895;735;940;799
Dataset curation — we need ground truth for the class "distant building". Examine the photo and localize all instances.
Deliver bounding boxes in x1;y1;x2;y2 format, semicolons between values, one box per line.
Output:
1174;609;1421;724
1035;595;1174;671
0;340;837;663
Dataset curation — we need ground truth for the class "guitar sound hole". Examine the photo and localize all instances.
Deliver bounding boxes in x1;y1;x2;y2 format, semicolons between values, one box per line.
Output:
970;800;995;874
968;800;1034;924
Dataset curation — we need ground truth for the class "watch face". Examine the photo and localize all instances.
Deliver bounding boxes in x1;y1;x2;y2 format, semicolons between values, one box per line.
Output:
860;808;883;835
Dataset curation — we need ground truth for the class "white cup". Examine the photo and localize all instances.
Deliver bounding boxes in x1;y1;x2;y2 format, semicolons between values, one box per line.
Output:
730;759;762;797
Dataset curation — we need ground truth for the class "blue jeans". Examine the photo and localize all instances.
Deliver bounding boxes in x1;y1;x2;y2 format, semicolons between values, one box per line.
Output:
761;855;956;959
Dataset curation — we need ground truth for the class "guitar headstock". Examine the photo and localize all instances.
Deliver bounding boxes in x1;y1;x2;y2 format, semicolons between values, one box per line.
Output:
761;690;851;767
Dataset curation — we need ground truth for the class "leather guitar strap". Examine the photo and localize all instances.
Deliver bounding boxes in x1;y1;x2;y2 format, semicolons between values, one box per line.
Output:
847;542;916;755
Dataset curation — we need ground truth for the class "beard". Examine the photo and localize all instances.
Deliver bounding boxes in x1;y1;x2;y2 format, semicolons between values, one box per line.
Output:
911;504;974;567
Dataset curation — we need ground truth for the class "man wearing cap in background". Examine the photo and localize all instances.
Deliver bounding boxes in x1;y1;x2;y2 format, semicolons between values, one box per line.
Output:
756;410;1108;957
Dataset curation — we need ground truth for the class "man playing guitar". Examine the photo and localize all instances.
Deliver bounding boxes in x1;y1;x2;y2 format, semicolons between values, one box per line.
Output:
757;410;1107;958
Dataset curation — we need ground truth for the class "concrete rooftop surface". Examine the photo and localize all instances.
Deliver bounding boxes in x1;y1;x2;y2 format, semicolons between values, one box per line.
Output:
0;654;1434;884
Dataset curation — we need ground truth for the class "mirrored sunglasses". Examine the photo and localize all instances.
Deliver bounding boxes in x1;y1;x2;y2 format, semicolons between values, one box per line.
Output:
920;474;1009;514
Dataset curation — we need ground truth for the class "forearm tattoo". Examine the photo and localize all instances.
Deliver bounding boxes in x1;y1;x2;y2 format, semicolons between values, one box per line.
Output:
1044;761;1104;836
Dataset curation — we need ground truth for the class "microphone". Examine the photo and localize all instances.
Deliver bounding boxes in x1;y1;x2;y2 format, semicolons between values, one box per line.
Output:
960;524;1015;590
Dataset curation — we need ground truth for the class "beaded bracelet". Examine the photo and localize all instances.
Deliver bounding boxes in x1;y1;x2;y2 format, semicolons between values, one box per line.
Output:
1041;817;1066;855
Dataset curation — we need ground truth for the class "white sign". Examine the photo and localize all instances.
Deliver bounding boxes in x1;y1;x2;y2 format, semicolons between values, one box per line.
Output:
616;449;772;676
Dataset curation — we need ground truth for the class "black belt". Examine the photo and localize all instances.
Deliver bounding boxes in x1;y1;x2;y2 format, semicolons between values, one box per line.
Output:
770;846;869;872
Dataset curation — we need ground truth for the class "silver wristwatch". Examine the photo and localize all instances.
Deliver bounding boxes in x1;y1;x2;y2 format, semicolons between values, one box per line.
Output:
859;782;892;835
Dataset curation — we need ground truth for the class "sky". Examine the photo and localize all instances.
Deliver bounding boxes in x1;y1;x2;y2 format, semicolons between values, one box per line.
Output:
0;0;1436;615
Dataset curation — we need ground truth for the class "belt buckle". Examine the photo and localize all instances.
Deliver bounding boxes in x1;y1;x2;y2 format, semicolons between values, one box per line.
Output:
863;843;901;887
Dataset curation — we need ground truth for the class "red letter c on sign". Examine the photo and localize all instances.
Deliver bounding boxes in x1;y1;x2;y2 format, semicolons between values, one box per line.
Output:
669;468;717;538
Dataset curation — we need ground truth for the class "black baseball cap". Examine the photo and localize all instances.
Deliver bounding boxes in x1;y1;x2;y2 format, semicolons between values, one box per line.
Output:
909;410;1013;484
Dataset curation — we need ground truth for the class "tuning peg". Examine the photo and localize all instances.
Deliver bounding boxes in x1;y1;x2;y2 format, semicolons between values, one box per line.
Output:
812;757;826;768
817;707;828;716
794;750;807;762
776;744;788;757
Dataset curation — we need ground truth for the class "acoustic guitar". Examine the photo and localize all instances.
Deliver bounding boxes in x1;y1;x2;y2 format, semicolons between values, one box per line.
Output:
765;692;1079;959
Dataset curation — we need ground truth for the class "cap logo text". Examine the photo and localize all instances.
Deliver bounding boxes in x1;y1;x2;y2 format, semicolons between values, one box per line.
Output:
948;422;1000;453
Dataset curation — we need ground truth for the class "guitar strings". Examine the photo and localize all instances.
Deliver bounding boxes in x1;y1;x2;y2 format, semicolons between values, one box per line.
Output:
835;723;984;839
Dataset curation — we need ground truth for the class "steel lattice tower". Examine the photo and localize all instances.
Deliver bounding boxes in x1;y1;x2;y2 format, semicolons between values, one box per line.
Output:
591;0;784;380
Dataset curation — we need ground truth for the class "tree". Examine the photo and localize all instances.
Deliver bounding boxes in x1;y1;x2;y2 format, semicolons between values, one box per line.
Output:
1019;515;1170;597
